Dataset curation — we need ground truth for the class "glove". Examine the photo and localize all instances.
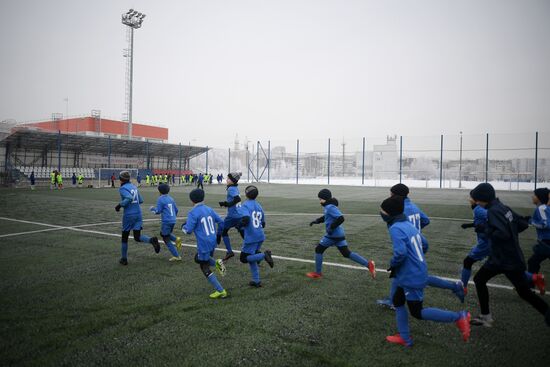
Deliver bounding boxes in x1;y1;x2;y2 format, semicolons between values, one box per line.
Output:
461;223;474;229
149;206;155;212
115;204;121;212
261;222;265;228
309;221;316;227
387;267;396;278
219;201;227;207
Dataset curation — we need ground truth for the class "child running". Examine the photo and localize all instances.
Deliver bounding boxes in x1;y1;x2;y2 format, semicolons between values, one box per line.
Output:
150;183;182;262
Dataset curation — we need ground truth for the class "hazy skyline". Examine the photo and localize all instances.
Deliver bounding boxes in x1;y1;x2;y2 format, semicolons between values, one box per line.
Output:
1;0;549;147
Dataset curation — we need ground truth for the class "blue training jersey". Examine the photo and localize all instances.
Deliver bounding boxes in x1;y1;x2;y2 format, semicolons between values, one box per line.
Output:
388;218;429;289
152;194;178;224
119;182;143;217
182;204;223;253
531;204;550;240
404;198;430;232
240;200;266;244
226;185;241;218
324;204;345;238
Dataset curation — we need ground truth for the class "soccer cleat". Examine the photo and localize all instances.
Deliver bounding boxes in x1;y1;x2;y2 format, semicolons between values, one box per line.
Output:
150;237;161;253
216;259;227;277
306;272;322;279
376;298;395;310
169;256;182;262
456;311;471;341
385;334;412;347
249;281;262;288
209;289;228;299
264;250;274;268
119;258;128;266
532;273;545;296
368;260;376;279
463;286;468;296
453;281;466;303
470;314;494;327
175;237;182;252
223;251;235;262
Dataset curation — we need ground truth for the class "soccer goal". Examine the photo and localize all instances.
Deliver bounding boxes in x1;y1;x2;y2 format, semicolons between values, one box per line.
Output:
96;168;140;188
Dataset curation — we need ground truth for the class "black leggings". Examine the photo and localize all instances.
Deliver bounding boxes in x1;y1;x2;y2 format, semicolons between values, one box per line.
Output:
315;244;351;258
527;240;550;273
393;286;424;319
473;265;549;316
122;230;144;242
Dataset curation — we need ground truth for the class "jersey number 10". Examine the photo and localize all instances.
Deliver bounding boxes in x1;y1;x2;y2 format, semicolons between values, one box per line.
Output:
201;216;216;235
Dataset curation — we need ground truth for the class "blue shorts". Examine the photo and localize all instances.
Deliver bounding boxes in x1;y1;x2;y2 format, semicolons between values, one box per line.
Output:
122;215;143;232
196;250;215;262
320;236;348;247
468;240;490;261
242;241;263;255
161;222;175;237
402;287;424;301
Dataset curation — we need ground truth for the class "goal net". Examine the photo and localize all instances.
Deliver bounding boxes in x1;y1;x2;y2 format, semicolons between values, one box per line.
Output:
97;168;140;188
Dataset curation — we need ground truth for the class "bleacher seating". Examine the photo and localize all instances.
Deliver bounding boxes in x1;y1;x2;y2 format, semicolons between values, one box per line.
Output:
15;166;96;179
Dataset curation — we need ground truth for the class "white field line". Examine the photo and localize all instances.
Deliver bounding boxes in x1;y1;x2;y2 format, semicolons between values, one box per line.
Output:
0;216;526;293
0;227;65;238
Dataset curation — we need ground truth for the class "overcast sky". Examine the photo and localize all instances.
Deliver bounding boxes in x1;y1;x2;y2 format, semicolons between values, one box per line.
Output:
1;0;549;148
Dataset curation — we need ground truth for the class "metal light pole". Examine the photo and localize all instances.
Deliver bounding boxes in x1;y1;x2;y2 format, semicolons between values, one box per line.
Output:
458;131;463;188
121;9;146;140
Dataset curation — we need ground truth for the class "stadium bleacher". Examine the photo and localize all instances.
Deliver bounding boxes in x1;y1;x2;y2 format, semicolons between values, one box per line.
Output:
15;166;96;179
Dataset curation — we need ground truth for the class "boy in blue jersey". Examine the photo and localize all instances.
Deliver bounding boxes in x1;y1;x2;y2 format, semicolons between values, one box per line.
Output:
239;185;274;287
307;189;376;279
115;171;160;265
377;184;464;308
459;198;490;293
149;183;182;262
182;189;228;299
526;188;549;295
217;172;244;262
380;195;471;347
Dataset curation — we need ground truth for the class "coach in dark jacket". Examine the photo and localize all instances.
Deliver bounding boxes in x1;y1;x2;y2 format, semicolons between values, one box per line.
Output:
470;183;549;327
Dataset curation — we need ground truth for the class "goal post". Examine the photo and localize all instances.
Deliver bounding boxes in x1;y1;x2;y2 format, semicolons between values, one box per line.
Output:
96;168;140;188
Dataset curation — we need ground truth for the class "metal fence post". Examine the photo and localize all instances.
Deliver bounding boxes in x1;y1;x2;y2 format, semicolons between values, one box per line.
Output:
228;148;231;174
328;138;331;185
256;141;260;182
246;144;250;182
204;146;208;174
107;135;111;168
534;131;539;189
178;143;182;184
399;136;403;183
485;133;489;183
57;130;62;171
267;140;271;183
459;132;463;188
439;134;443;189
296;139;300;184
362;137;365;185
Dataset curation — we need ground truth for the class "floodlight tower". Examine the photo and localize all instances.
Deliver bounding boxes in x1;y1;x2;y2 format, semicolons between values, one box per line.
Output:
121;9;146;140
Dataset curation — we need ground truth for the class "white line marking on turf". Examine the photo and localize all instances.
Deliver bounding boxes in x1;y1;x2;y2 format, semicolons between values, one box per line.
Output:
0;216;529;293
0;227;65;238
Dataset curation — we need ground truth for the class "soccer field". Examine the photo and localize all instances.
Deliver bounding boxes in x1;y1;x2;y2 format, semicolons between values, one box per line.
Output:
0;183;548;367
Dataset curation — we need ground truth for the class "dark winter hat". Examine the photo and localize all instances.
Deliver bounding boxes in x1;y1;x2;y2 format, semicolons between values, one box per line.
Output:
390;183;409;197
119;171;131;181
318;189;332;201
534;188;549;204
380;196;405;216
245;185;259;200
470;183;496;203
158;183;170;195
189;189;205;203
227;172;242;183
